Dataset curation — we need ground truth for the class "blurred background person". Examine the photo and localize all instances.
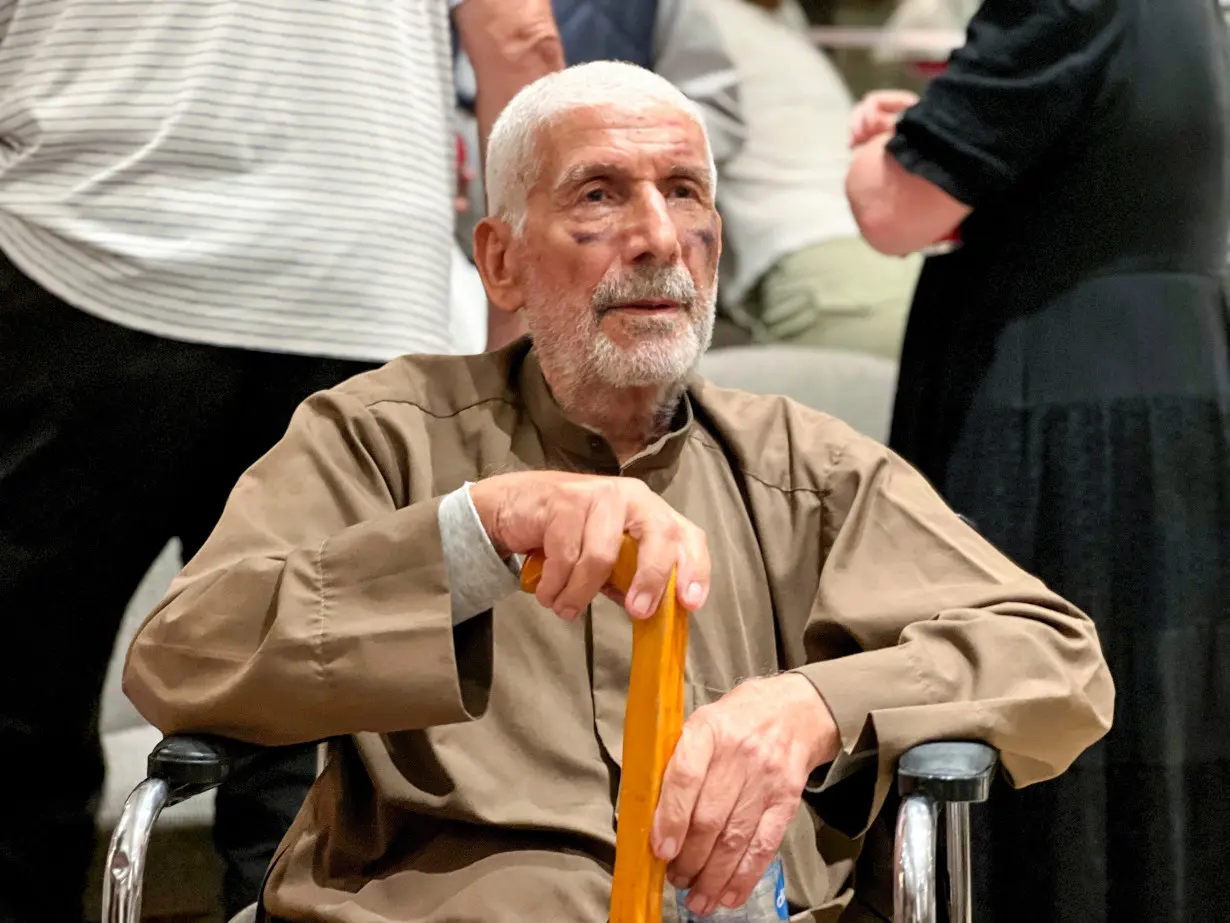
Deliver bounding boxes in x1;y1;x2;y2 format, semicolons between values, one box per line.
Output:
670;0;920;356
0;1;562;921
845;1;1230;921
449;131;490;354
458;0;919;358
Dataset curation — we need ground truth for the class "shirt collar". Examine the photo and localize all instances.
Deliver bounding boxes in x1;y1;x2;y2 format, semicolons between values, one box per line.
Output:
517;345;695;478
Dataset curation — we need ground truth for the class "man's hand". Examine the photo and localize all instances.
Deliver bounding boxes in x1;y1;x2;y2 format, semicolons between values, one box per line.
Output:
850;89;920;148
469;471;710;620
650;674;840;916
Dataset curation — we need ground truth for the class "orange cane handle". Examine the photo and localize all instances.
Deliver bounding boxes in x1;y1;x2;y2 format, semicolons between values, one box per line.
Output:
521;535;687;923
520;534;642;598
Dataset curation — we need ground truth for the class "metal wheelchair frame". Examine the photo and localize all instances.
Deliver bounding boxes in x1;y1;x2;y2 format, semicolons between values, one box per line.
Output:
103;736;995;923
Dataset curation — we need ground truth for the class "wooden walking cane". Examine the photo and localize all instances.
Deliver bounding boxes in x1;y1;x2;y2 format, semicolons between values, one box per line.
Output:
521;535;690;923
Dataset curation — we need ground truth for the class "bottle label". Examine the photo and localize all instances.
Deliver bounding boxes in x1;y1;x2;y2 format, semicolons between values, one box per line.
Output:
772;857;788;920
675;854;789;922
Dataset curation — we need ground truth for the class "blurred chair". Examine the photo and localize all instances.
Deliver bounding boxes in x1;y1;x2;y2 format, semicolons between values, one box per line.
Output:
699;344;898;442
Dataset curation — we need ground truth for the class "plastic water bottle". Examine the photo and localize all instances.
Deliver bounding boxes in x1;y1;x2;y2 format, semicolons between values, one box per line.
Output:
676;854;788;921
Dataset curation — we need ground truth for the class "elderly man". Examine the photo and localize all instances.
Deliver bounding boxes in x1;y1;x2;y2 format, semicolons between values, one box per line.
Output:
125;62;1113;923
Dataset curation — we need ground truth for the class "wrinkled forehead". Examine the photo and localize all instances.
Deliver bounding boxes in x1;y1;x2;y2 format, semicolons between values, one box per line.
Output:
532;103;714;198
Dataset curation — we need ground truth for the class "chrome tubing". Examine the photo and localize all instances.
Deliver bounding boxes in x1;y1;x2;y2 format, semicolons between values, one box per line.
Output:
101;777;171;923
894;792;938;923
945;802;973;923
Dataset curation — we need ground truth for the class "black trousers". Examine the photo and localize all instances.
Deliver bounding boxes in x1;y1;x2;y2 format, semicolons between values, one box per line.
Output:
0;252;375;922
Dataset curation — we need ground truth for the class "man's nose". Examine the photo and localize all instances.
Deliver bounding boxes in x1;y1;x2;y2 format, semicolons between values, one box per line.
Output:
624;186;681;266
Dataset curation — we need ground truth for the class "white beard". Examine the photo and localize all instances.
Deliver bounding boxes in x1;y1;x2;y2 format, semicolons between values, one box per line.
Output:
523;269;716;389
586;298;715;387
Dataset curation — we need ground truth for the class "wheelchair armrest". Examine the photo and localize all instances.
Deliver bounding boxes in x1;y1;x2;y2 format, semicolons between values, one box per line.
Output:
105;735;268;921
897;741;998;804
148;733;267;802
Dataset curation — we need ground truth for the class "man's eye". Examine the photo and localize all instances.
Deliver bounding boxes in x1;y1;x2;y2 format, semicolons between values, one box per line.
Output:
671;184;696;199
584;187;607;202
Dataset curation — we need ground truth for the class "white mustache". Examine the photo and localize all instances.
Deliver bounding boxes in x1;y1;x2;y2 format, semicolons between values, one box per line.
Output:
592;266;697;314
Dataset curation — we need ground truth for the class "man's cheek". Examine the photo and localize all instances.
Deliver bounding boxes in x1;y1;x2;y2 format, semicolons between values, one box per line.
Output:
687;226;716;249
684;215;720;264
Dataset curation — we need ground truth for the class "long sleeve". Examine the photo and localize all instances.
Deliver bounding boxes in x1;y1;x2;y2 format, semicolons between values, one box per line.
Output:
788;434;1115;836
439;482;522;621
886;0;1122;205
123;389;495;745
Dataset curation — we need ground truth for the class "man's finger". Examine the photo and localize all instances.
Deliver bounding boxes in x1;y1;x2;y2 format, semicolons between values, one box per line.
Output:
652;720;715;863
685;779;767;913
535;504;587;615
657;724;744;899
716;801;797;910
668;761;742;887
552;491;625;618
675;525;710;611
624;521;678;619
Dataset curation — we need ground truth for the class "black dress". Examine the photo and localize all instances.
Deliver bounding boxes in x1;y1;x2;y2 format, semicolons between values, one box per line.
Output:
886;1;1230;921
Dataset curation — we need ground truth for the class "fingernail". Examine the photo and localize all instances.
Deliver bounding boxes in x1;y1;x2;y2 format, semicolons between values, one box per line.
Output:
630;591;651;617
557;607;577;621
669;873;688;890
685;582;702;607
658;837;677;860
721;890;739;908
686;893;706;914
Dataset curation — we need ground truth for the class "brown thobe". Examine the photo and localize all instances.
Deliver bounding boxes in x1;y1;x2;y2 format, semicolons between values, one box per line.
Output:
124;340;1114;923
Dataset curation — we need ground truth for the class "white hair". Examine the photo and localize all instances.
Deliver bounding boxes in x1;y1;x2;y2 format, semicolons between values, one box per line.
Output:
485;61;717;233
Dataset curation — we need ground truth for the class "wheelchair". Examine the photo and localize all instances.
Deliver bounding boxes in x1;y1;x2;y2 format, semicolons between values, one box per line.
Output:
102;735;996;923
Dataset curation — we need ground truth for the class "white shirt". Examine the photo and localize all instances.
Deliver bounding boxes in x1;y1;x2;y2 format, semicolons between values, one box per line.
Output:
0;0;458;362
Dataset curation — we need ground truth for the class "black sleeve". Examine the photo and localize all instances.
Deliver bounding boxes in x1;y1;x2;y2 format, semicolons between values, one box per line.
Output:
886;0;1123;206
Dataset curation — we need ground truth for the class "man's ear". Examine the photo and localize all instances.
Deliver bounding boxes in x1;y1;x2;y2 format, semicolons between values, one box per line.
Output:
473;216;525;315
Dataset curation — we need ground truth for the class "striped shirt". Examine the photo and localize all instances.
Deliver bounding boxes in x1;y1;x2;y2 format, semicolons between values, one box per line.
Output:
0;0;458;362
